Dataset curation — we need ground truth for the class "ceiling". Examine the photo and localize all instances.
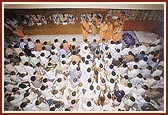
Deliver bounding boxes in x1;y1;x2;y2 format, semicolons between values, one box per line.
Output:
3;2;165;10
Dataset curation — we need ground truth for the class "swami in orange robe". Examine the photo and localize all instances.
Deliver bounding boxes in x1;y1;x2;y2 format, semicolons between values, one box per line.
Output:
13;28;25;38
112;18;123;42
104;21;113;42
99;21;107;41
81;18;90;41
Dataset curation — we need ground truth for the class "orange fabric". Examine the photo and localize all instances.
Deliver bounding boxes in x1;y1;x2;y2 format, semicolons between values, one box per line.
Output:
35;43;43;51
113;20;123;42
104;23;113;42
91;20;97;36
63;43;70;52
99;23;107;41
13;28;25;38
81;20;90;40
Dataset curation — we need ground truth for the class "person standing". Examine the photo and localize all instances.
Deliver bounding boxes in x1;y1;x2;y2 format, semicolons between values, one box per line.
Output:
81;18;90;41
104;21;113;42
99;20;107;42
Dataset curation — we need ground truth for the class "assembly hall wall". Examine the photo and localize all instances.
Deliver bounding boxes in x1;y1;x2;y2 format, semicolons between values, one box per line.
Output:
4;9;164;35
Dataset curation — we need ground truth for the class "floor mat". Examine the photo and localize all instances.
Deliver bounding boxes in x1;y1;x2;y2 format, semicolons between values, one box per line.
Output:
121;30;139;47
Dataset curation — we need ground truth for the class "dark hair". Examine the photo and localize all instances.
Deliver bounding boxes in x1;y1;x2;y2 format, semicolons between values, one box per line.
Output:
94;70;98;75
31;76;36;81
153;76;160;81
143;57;148;61
20;39;24;42
57;78;62;83
152;58;157;62
108;54;112;59
73;78;77;82
87;101;92;107
120;90;125;96
72;91;76;97
84;46;88;50
20;102;27;108
144;96;150;102
111;41;115;44
101;78;106;83
105;46;108;50
81;57;85;62
10;71;16;75
87;55;90;59
51;45;55;50
24;62;29;66
19;52;24;56
124;75;129;79
133;65;138;69
96;50;99;54
87;68;91;72
40;53;45;57
111;71;116;76
130;96;135;102
63;40;66;43
35;100;41;105
90;85;94;90
76;67;80;71
85;60;89;65
43;78;48;83
100;96;105;102
146;66;152;70
24;92;30;98
36;39;40;43
143;85;149;90
72;51;76;55
107;93;112;99
65;108;70;111
110;78;114;83
40;85;46;90
116;49;120;53
99;63;103;68
61;54;65;58
84;39;88;43
88;78;92;83
50;107;56;111
60;45;63;49
12;88;19;93
128;83;132;88
19;83;27;89
43;41;47;45
72;45;75;49
72;61;76;65
71;99;75;105
109;64;113;69
72;38;76;41
42;47;46;50
62;60;66;64
7;96;14;102
117;97;121;102
54;39;58;43
137;73;143;78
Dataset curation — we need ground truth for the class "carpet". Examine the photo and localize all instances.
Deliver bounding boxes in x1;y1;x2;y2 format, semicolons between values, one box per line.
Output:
121;30;139;47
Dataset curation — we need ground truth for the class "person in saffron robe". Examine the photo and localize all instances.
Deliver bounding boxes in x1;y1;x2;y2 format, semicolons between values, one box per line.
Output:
104;21;113;42
113;18;123;42
81;18;90;41
99;20;107;42
13;27;25;39
91;19;97;36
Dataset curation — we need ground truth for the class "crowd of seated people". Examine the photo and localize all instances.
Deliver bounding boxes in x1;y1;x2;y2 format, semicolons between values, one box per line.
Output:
4;33;164;111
